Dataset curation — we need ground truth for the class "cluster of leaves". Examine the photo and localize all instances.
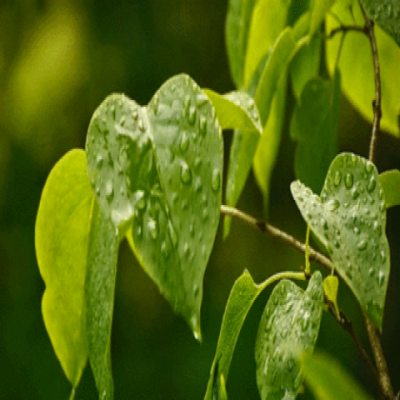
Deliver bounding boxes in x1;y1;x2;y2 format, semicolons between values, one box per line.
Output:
35;0;400;398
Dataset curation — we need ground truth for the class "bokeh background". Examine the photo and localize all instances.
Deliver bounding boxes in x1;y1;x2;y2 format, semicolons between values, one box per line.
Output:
1;0;400;399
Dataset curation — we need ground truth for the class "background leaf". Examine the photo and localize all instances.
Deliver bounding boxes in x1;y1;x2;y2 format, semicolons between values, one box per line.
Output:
255;272;324;400
360;0;400;47
204;270;260;400
86;74;223;338
85;202;119;400
291;153;391;330
326;0;400;136
302;351;372;400
35;149;91;389
291;71;341;193
309;0;336;37
379;169;400;208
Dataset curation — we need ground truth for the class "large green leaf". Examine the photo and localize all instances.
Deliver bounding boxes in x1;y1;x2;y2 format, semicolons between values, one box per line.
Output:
291;153;390;330
291;71;341;193
302;351;372;399
244;0;292;86
86;74;223;338
204;270;260;400
225;0;256;87
255;272;324;400
360;0;400;47
379;169;400;208
309;0;336;37
326;0;400;136
35;149;91;389
85;202;119;400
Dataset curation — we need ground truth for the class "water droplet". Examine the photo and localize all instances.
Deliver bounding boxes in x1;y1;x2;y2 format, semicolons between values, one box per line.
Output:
138;118;145;132
135;190;146;210
180;162;192;184
188;106;196;125
366;161;374;174
380;201;386;212
333;171;342;186
96;154;104;167
202;209;209;221
194;157;202;169
171;192;178;204
378;270;385;286
380;250;386;263
301;313;310;331
373;220;382;236
148;219;158;240
189;223;195;237
368;267;375;277
367;176;376;193
287;358;294;371
199;115;207;135
353;226;360;235
211;169;220;191
179;132;189;152
326;199;340;211
184;95;191;113
351;188;360;200
120;115;126;126
357;239;367;251
168;222;178;247
133;109;139;121
105;181;114;200
334;240;340;249
95;186;100;196
183;242;190;257
345;173;354;188
194;177;202;192
161;241;170;259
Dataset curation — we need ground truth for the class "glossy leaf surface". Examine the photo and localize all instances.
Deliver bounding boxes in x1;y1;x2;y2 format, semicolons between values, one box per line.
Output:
85;202;119;400
291;153;390;330
379;169;400;208
204;270;260;400
360;0;400;47
326;0;400;136
86;74;223;337
35;149;91;388
255;272;324;400
291;71;340;193
302;351;372;399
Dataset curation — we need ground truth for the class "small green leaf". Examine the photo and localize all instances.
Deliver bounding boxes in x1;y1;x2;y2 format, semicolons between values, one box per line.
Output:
204;270;261;400
323;275;340;318
302;351;372;400
360;0;400;47
310;0;336;37
225;0;256;87
85;202;119;400
35;149;91;388
291;153;391;330
291;71;341;194
379;169;400;208
326;0;400;136
255;272;324;400
86;74;223;337
244;0;292;86
204;90;262;133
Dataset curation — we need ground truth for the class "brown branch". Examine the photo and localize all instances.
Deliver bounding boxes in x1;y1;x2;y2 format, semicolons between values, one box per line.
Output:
326;24;367;39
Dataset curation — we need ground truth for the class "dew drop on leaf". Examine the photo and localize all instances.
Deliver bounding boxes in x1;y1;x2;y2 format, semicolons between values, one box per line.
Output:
199;115;207;135
211;169;221;192
188;106;196;125
345;173;354;188
179;131;189;153
333;170;342;186
357;239;367;251
367;176;377;192
180;162;192;184
105;181;114;201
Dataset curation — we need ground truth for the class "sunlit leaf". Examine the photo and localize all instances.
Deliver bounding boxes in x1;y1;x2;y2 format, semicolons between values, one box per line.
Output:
291;153;390;330
379;169;400;208
302;351;372;399
360;0;400;47
326;0;400;136
255;272;324;400
35;149;91;388
291;71;341;193
204;270;261;400
86;74;223;338
85;202;119;400
225;0;256;87
310;0;336;37
323;275;340;318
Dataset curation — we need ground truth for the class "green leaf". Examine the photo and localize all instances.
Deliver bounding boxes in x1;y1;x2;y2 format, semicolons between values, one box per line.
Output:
323;275;340;318
225;0;256;87
35;149;91;388
244;0;292;86
204;90;262;133
360;0;400;47
255;272;324;400
302;351;372;400
326;0;400;136
291;153;390;330
86;74;223;338
379;169;400;208
204;270;261;400
310;0;336;37
85;202;119;400
291;71;341;194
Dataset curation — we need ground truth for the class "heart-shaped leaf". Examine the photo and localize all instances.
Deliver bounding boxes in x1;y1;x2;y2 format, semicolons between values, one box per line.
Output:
379;169;400;208
35;149;91;389
86;74;223;337
291;153;390;330
360;0;400;48
255;272;324;400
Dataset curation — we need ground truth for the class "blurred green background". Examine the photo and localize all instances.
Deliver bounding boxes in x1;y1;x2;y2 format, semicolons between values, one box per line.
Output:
1;0;399;399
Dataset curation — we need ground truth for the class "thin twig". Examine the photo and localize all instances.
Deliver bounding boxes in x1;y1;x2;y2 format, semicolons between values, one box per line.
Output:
220;205;333;272
221;205;381;387
326;24;367;39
